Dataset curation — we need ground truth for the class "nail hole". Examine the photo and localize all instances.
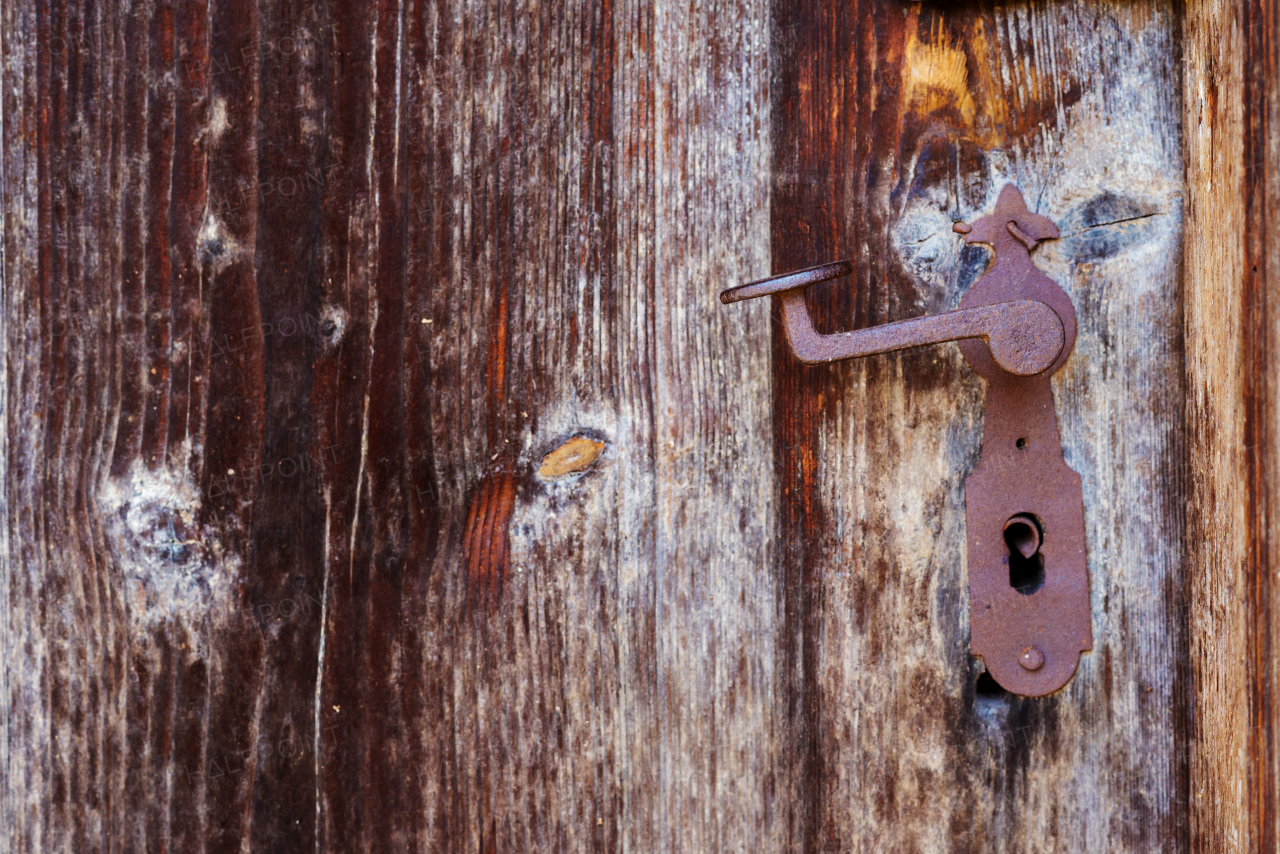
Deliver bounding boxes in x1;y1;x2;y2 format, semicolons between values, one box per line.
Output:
1005;515;1045;595
1015;437;1027;449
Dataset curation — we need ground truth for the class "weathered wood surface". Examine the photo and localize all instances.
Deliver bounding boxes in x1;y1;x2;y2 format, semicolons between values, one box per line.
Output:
1183;0;1280;849
0;0;1271;850
4;0;776;850
770;1;1187;850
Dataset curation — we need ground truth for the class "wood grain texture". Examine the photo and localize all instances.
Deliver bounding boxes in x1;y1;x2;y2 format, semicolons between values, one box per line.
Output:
1183;0;1280;849
2;0;776;850
409;1;777;850
770;1;1188;850
1244;0;1280;845
8;0;1278;850
1182;2;1250;849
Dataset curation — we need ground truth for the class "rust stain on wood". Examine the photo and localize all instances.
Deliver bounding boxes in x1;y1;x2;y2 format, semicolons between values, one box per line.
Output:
536;435;606;481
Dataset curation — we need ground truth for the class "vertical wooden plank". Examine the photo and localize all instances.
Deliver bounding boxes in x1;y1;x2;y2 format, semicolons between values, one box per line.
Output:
1182;1;1250;847
1184;0;1280;848
310;0;410;848
651;4;778;851
0;0;300;848
1;0;44;848
407;2;643;847
408;0;777;849
770;1;1189;849
242;0;330;849
1246;0;1280;845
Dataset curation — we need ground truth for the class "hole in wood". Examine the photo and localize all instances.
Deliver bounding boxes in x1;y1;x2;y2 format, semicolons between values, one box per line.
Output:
975;671;1009;701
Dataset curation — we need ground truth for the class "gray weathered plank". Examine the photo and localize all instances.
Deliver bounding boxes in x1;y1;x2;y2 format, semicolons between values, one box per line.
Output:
768;1;1188;849
410;0;776;849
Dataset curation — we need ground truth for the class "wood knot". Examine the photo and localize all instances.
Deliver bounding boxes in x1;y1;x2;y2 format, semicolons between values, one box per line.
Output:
536;435;605;481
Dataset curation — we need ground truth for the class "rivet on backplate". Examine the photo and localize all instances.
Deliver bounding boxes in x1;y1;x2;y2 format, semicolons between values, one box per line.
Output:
1019;647;1045;671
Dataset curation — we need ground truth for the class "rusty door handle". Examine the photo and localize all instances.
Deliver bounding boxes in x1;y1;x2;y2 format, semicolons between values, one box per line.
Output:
720;261;1065;376
719;185;1092;698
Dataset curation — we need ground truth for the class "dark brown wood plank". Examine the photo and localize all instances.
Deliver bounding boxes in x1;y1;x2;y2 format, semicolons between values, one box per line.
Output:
1244;0;1280;845
770;1;1189;849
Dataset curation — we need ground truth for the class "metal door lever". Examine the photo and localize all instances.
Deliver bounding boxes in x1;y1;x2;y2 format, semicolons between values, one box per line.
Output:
721;184;1091;697
720;262;1066;376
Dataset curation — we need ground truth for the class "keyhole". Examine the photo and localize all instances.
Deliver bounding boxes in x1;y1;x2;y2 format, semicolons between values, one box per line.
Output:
1005;514;1044;595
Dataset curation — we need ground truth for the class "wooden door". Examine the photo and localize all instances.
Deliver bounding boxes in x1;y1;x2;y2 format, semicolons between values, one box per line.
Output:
3;0;1276;850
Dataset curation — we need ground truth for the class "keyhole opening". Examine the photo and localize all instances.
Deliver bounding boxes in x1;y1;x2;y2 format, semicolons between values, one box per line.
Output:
1005;514;1044;595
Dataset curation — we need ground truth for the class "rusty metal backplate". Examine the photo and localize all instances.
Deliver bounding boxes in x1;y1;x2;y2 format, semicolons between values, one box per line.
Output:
720;184;1091;697
964;373;1091;695
957;185;1092;696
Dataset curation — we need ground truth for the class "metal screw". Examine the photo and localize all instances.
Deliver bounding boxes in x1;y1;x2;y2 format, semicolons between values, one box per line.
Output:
1019;647;1045;671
